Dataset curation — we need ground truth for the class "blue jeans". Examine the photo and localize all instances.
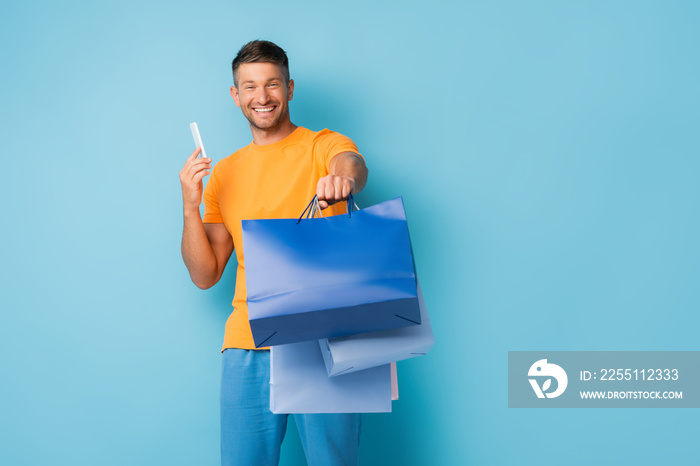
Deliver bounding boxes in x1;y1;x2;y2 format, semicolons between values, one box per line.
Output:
221;348;361;466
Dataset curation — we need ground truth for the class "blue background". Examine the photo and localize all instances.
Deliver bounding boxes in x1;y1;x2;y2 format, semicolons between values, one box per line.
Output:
2;1;699;464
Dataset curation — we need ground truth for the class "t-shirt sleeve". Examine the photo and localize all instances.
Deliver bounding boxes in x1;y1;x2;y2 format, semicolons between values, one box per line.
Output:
314;129;363;172
202;165;223;223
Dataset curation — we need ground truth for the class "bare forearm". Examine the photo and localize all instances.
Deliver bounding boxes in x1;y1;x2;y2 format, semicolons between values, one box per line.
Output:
181;209;219;289
331;152;368;193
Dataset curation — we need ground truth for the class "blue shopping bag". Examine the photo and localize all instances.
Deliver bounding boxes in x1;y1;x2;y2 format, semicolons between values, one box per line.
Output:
242;196;420;348
270;340;392;414
319;278;434;376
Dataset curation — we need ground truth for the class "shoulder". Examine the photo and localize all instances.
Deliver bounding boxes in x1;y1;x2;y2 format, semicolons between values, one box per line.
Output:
309;128;358;151
313;128;353;142
274;127;356;148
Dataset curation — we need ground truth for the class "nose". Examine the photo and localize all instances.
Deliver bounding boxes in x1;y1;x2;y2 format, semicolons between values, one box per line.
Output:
256;87;270;104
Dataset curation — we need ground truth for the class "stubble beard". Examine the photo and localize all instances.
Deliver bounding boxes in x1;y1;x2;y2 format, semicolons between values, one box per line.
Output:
245;104;290;133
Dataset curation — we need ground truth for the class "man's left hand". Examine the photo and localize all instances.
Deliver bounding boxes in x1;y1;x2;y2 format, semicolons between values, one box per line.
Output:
316;174;355;209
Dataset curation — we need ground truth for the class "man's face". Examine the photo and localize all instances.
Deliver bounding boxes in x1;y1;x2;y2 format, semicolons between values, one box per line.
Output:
230;62;294;132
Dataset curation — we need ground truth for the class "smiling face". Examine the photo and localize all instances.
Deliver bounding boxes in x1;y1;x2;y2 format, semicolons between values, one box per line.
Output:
230;62;295;137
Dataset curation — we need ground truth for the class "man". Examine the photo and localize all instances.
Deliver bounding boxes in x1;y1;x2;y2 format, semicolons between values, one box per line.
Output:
179;40;368;466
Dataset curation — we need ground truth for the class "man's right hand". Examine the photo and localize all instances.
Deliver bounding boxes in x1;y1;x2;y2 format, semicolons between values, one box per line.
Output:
179;147;233;289
179;147;212;213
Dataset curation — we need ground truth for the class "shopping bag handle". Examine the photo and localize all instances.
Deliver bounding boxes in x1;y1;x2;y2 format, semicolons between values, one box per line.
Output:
297;195;359;224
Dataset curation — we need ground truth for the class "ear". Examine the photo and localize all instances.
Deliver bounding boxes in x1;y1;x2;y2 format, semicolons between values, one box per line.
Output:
230;86;241;108
287;79;294;101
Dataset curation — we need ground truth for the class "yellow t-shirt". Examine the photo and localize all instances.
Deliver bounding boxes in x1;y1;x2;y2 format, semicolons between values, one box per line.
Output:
202;127;361;351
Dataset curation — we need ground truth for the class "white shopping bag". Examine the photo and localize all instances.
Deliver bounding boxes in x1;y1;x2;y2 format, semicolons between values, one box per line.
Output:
319;279;434;376
270;340;393;414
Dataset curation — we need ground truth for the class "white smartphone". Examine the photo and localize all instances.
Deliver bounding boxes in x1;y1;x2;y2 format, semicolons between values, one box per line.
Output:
189;122;207;158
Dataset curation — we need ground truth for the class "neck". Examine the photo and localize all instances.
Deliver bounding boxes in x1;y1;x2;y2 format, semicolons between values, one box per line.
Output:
250;120;298;146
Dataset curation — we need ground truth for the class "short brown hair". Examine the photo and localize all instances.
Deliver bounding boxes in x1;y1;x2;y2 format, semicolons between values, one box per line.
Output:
231;40;290;87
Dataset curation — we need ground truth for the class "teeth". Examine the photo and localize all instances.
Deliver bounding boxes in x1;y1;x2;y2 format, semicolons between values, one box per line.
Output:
254;107;274;113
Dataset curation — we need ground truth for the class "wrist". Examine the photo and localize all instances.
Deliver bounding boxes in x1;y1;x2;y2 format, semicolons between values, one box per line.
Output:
183;205;201;219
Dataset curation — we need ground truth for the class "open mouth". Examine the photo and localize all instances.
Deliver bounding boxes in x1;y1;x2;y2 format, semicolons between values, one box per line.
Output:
253;106;275;114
